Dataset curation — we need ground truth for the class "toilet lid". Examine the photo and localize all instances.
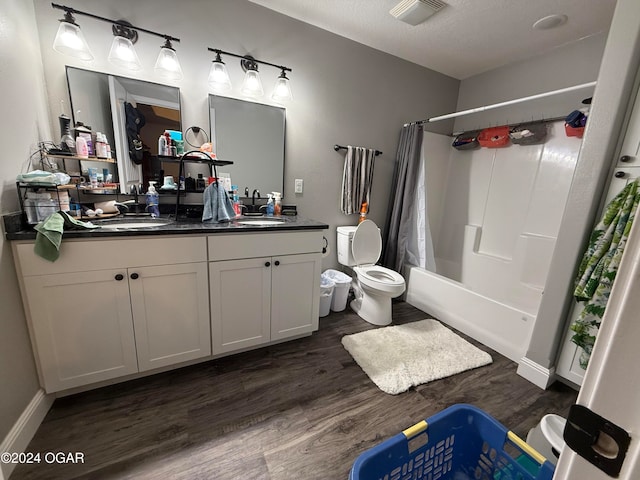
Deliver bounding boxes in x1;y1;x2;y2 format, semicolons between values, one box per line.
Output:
351;219;381;265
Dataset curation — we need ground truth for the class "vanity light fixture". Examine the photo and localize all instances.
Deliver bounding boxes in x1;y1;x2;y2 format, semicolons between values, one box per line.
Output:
240;56;264;98
154;38;184;80
272;68;293;102
207;48;293;101
51;3;182;79
52;6;94;60
208;51;232;92
108;22;142;71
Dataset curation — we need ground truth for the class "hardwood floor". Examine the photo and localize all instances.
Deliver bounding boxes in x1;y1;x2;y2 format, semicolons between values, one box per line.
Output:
11;302;577;480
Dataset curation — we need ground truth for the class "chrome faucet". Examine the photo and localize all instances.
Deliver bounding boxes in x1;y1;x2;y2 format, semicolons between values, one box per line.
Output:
252;189;261;205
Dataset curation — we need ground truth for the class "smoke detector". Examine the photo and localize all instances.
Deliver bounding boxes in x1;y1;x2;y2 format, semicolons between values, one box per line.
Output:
390;0;447;26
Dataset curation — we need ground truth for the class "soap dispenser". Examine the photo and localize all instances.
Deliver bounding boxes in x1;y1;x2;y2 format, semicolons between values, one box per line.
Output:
266;194;274;217
146;182;160;218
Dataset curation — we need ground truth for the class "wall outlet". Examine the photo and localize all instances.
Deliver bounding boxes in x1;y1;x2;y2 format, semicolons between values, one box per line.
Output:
294;178;303;194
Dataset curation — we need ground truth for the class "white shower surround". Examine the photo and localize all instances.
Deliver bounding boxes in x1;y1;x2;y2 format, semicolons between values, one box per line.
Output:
406;123;581;361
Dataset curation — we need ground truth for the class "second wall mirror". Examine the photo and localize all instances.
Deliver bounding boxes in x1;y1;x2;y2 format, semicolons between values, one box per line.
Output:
209;95;285;197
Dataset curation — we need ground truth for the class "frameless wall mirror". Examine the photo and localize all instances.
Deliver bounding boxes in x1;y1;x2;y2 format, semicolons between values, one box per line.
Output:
209;95;285;196
66;66;181;193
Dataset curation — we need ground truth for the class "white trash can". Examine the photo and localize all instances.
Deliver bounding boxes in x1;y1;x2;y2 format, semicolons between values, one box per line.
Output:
323;269;352;312
319;274;335;317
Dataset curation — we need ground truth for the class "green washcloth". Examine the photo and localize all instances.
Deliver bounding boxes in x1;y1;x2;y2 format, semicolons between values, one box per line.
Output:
34;211;98;262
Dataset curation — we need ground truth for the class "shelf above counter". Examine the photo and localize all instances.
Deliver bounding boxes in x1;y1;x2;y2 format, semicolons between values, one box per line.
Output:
158;154;233;166
45;153;117;164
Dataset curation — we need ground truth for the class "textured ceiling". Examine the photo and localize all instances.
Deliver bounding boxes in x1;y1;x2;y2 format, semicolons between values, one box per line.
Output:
248;0;617;79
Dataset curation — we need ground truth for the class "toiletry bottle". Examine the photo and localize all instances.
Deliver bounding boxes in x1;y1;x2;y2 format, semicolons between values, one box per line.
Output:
196;173;206;191
358;202;368;224
75;135;88;158
266;194;274;217
158;134;167;156
146;182;160;218
185;173;195;192
95;132;106;158
273;192;282;216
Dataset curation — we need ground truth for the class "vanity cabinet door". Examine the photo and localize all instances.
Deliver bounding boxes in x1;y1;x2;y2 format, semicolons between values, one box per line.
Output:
23;269;138;393
129;262;211;371
209;258;271;354
270;253;321;341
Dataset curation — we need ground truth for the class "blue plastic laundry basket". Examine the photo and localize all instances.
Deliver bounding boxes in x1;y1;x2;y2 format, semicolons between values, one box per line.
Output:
349;404;555;480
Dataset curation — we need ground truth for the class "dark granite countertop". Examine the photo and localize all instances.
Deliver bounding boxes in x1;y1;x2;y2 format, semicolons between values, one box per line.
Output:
4;214;329;241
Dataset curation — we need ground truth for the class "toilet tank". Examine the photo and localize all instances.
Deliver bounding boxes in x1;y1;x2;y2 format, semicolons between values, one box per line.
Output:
337;226;357;266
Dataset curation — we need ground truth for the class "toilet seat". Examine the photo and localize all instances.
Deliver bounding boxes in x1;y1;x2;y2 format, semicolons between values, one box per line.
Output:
541;414;566;453
351;220;383;266
355;265;405;293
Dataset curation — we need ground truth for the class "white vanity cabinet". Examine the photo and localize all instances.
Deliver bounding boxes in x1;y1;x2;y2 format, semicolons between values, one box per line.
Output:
208;232;323;355
12;236;210;393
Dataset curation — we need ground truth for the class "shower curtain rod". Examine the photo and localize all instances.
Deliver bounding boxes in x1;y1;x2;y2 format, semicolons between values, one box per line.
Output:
422;81;597;123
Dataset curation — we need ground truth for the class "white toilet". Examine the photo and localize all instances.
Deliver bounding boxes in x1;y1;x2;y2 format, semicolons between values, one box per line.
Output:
337;220;406;326
526;414;567;465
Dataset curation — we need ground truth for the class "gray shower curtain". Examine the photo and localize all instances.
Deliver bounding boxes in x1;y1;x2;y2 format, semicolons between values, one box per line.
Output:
382;123;423;272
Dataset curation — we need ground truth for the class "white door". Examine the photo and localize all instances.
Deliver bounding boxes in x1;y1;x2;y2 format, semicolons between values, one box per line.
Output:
270;253;321;341
24;269;138;392
129;263;211;371
209;257;271;354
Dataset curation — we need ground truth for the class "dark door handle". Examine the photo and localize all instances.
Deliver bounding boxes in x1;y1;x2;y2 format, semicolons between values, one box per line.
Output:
274;260;280;266
115;274;124;281
620;155;633;163
130;273;139;280
615;171;626;178
265;261;271;267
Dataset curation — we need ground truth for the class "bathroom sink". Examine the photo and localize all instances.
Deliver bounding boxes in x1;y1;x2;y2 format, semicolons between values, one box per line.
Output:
98;220;171;230
235;218;286;226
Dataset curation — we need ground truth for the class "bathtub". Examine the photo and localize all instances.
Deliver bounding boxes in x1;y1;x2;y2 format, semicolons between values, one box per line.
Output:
405;265;535;362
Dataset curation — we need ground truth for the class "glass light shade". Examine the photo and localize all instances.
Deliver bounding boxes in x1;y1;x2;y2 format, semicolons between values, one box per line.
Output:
154;46;183;80
208;61;232;91
271;76;293;102
108;36;142;71
53;21;94;61
240;70;264;98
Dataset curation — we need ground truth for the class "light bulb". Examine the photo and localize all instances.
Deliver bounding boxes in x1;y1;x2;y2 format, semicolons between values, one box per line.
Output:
155;44;183;80
108;36;142;71
208;60;232;91
53;20;94;61
271;73;293;102
241;70;264;98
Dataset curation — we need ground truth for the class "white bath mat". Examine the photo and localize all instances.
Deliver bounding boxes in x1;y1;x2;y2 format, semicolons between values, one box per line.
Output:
341;319;492;395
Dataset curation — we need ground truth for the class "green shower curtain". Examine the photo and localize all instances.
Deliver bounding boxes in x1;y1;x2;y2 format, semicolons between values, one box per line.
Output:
571;179;640;368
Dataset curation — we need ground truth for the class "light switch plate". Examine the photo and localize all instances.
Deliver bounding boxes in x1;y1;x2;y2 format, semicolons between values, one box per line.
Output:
294;179;303;193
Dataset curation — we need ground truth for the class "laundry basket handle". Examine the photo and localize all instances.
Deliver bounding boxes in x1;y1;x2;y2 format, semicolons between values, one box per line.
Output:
402;420;428;439
507;431;547;465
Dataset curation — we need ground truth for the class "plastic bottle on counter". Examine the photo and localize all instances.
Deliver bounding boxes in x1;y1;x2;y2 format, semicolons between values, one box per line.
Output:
196;173;206;191
146;182;160;218
266;194;274;217
272;192;282;216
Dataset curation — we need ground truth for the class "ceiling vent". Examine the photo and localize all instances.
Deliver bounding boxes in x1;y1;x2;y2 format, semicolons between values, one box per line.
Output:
390;0;447;26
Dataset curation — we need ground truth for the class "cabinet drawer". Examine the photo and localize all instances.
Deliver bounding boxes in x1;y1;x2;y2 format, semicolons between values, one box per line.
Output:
14;236;207;276
207;231;324;261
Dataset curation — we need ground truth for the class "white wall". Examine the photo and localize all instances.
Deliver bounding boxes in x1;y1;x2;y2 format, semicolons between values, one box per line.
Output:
0;0;49;441
32;0;460;269
453;33;607;133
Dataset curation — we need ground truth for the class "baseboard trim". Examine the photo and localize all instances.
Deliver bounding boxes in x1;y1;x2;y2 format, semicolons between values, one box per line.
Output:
0;389;53;479
517;357;556;389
